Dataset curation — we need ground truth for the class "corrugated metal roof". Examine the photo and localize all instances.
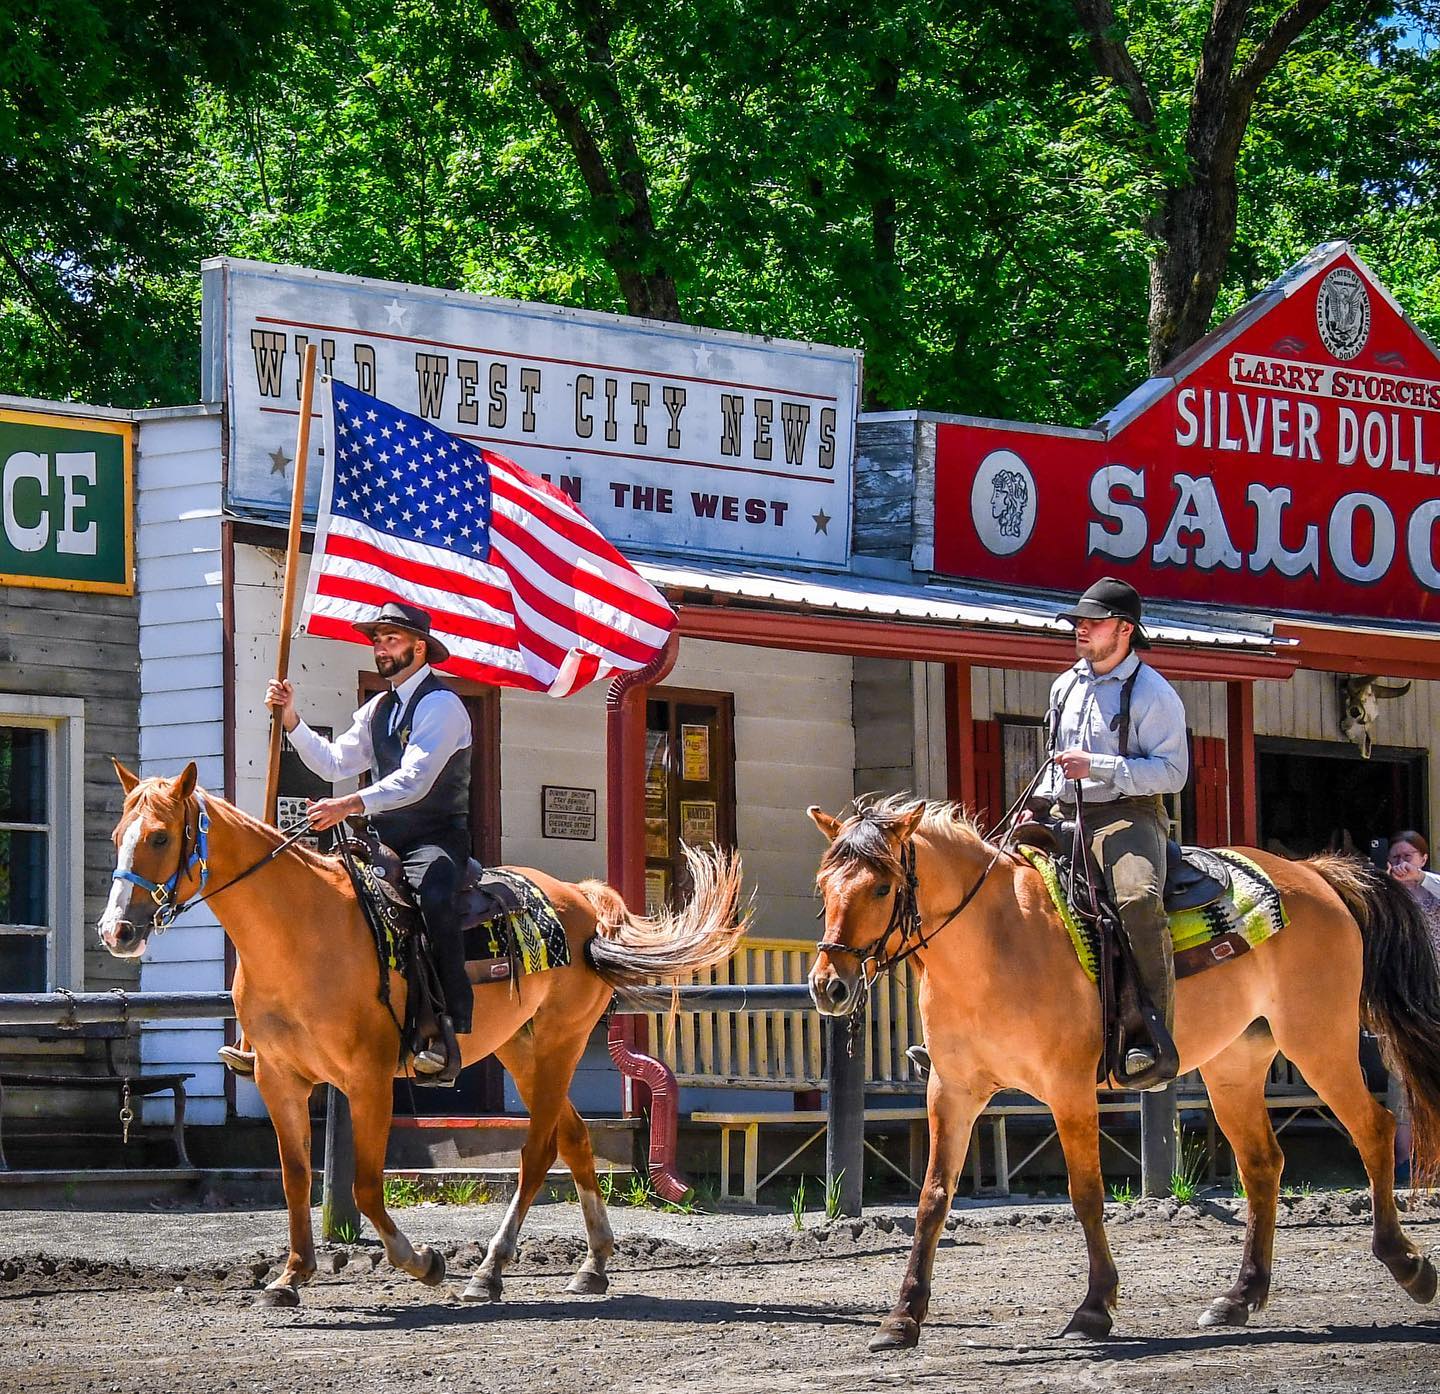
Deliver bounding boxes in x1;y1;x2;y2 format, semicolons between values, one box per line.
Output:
637;559;1287;651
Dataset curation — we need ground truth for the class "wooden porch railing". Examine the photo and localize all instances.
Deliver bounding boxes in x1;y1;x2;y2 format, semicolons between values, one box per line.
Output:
640;937;924;1093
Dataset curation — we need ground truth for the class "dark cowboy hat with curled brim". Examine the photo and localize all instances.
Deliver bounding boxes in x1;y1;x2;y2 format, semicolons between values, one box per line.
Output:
1056;577;1151;649
352;601;451;664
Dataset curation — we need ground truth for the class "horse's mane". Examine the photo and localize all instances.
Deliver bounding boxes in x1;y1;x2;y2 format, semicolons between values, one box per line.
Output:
131;777;342;880
817;792;989;887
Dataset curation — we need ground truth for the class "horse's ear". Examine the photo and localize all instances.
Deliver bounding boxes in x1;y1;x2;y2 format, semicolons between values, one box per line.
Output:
112;758;140;794
173;762;198;800
896;805;926;843
807;805;842;841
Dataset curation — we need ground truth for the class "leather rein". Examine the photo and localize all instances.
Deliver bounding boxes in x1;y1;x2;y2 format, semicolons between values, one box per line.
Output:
113;789;316;931
814;759;1057;1000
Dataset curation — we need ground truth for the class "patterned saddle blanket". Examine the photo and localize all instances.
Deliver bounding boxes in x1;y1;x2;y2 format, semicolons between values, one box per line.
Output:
343;843;570;982
1019;846;1288;982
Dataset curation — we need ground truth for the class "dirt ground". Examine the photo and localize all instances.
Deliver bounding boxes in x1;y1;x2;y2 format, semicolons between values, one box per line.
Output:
5;1190;1440;1393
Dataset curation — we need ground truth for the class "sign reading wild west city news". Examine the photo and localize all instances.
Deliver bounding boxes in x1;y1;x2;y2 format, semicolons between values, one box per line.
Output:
935;245;1440;626
202;258;860;568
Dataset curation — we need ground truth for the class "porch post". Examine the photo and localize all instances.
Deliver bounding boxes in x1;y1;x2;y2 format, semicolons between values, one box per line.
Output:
1226;680;1259;845
945;661;976;809
603;634;683;1198
826;1017;865;1217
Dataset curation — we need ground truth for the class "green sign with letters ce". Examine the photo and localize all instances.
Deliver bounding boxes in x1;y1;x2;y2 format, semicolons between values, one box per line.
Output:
0;407;133;594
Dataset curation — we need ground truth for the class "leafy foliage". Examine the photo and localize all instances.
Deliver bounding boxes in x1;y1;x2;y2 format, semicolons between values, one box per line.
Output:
4;1;1440;426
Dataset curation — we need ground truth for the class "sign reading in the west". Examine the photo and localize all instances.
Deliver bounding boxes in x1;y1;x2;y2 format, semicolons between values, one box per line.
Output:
0;407;133;594
203;258;861;568
934;245;1440;626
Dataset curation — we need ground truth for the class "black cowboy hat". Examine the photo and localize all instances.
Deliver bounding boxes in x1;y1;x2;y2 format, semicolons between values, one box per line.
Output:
353;601;451;664
1056;577;1151;649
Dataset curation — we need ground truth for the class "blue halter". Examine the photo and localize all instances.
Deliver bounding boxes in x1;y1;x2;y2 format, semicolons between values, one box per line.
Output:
112;791;211;930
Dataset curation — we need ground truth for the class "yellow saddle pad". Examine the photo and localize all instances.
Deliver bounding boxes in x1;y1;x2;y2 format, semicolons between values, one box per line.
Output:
1019;846;1288;983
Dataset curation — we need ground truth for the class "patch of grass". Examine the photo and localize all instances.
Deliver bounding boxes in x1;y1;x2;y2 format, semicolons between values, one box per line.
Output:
329;1219;360;1244
823;1169;846;1221
1232;1176;1247;1199
622;1173;655;1209
662;1188;699;1215
598;1170;616;1204
1281;1181;1314;1199
790;1177;807;1231
1169;1137;1209;1204
441;1179;491;1206
383;1177;424;1208
1109;1180;1138;1205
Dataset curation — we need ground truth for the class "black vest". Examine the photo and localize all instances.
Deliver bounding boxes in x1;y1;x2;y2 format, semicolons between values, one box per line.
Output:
369;673;471;851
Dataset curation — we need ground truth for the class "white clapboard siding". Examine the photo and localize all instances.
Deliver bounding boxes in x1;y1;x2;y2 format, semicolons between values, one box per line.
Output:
498;638;853;941
134;411;229;1124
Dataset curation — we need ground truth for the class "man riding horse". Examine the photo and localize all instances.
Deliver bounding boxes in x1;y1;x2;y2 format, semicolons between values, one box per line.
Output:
1041;576;1188;1085
221;600;474;1082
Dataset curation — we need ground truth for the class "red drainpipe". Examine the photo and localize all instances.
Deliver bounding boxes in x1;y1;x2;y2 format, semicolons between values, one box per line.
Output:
603;632;689;1202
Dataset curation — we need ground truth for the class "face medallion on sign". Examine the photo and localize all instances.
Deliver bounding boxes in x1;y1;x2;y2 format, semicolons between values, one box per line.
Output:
1316;266;1371;361
970;449;1037;556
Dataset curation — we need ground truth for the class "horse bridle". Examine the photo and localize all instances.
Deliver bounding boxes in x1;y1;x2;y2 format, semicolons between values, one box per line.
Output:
112;789;315;932
813;760;1057;1009
112;792;212;930
815;836;1013;990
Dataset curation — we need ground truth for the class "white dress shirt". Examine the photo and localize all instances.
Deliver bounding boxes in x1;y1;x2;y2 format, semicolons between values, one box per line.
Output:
1040;651;1189;804
287;664;472;814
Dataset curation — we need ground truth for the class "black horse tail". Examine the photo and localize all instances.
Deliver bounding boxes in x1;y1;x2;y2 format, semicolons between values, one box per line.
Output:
1310;853;1440;1183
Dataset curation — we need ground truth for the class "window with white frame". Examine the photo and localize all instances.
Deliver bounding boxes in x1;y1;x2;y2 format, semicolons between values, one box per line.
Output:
0;697;83;991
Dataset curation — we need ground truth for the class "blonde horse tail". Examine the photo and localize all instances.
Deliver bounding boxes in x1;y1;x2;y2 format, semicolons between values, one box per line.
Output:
577;845;750;987
1310;852;1440;1183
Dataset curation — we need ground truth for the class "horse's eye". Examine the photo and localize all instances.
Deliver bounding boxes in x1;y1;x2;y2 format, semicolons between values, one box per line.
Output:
150;831;170;849
874;883;892;898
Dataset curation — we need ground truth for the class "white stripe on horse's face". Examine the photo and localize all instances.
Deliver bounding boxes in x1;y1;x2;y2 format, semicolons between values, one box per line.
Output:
97;816;145;951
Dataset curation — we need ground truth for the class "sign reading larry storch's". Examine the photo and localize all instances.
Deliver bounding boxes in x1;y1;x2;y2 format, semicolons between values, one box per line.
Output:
202;258;860;568
934;245;1440;625
0;407;133;594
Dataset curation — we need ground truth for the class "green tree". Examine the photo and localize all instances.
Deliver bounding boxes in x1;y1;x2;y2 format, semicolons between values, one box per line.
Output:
0;0;327;404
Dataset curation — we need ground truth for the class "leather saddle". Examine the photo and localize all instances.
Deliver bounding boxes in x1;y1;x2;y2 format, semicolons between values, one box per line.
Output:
1013;822;1231;913
339;837;529;934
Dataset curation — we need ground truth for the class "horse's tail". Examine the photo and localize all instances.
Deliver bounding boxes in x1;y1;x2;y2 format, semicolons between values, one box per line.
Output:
577;845;750;986
1310;852;1440;1182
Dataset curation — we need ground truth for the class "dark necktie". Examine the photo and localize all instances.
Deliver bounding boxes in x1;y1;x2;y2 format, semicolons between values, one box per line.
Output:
378;690;400;738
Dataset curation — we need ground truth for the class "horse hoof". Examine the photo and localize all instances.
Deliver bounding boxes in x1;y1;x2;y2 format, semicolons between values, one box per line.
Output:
461;1274;503;1303
256;1286;300;1309
567;1269;609;1296
416;1247;446;1287
868;1318;920;1351
1403;1256;1438;1304
1059;1307;1113;1340
1197;1297;1251;1328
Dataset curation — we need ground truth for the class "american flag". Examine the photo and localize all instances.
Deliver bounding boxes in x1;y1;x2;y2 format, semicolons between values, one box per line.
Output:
299;379;677;695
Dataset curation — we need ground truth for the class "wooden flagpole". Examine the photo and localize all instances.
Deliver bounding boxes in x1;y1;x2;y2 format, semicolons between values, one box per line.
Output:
263;343;320;826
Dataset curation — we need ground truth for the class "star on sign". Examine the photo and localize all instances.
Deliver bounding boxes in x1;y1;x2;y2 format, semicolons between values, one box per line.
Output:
269;446;291;476
384;298;409;328
812;508;831;534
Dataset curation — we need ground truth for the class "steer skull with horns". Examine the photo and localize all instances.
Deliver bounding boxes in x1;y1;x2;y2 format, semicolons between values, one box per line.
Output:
1339;675;1412;759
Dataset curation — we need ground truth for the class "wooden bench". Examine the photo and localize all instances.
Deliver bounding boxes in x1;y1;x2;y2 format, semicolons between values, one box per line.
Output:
692;1107;929;1204
0;1024;194;1170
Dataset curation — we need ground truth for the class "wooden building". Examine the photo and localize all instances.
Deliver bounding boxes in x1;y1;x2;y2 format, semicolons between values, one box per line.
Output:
0;398;141;1142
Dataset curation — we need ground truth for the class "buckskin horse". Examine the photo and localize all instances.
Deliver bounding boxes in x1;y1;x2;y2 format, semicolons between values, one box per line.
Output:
807;794;1440;1349
98;761;747;1308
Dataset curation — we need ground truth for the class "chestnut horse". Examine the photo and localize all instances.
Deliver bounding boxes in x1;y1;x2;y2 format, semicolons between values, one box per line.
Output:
99;762;746;1308
807;795;1440;1349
